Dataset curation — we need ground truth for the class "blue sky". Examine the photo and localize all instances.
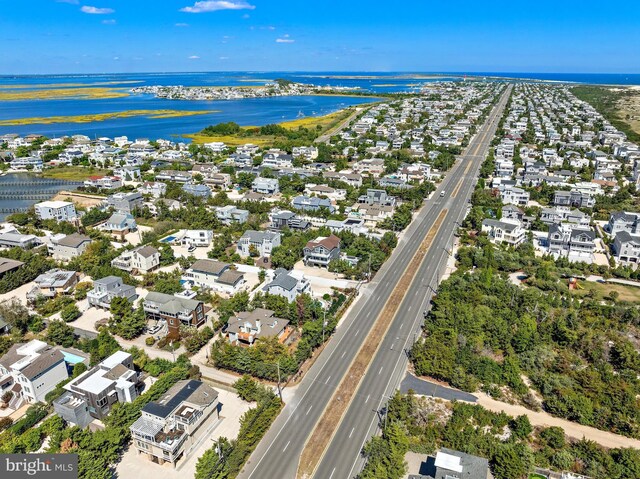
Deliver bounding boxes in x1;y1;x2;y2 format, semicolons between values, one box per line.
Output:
1;0;639;74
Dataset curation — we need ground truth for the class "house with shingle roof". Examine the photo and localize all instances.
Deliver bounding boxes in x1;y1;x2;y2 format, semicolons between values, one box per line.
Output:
237;230;281;258
262;268;311;302
226;308;290;346
303;234;341;268
111;245;161;274
48;233;92;260
182;259;245;294
0;339;69;404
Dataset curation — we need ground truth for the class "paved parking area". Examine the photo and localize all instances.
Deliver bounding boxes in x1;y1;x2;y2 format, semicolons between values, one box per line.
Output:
115;388;253;479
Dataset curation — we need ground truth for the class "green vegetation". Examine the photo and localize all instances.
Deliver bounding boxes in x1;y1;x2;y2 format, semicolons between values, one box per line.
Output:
360;393;640;479
195;378;283;479
0;247;54;294
42;166;110;181
410;239;640;439
572;85;640;143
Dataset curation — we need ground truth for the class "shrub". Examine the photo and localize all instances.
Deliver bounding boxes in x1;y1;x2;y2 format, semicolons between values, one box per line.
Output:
145;337;155;346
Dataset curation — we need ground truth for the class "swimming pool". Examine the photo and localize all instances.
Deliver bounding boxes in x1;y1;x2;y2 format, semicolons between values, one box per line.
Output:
161;235;176;243
61;351;86;364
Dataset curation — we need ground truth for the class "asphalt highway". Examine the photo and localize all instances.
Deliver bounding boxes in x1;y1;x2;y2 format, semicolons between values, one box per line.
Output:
237;84;512;479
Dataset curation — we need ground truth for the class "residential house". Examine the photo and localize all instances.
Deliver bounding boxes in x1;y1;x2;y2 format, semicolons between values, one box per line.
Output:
155;170;192;183
226;308;290;346
182;259;246;295
481;219;526;246
303;235;341;268
0;229;41;249
214;205;249;225
206;173;232;190
501;205;524;222
28;269;78;299
412;448;489;479
107;192;144;214
500;186;530;206
54;351;141;428
143;292;206;335
270;210;311;231
130;380;219;467
237;230;281;258
304;184;346;201
179;230;213;248
0;257;24;278
608;211;640;236
252;177;279;195
87;276;137;309
111;245;161;274
357;188;396;207
48;233;92;260
292;195;335;213
0;340;69;404
102;212;137;240
553;190;595;208
613;231;640;268
548;223;596;263
323;171;363;187
182;183;211;198
349;203;394;225
34;201;78;222
84;176;122;190
352;158;385;177
138;182;167;198
262;269;311;302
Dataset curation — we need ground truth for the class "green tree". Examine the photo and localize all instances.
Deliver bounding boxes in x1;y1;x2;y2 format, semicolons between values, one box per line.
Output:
46;320;75;347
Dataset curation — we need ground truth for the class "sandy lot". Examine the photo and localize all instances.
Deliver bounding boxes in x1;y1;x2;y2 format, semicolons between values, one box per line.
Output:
115;388;253;479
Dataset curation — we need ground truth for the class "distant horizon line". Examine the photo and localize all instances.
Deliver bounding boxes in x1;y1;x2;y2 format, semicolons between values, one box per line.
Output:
1;70;640;77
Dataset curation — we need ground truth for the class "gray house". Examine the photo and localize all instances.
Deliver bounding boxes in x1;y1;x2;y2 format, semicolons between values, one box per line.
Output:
262;269;311;302
613;231;640;268
237;230;281;258
292;195;335;213
252;177;279;195
53;351;141;428
107;192;144;214
87;276;137;309
303;235;341;268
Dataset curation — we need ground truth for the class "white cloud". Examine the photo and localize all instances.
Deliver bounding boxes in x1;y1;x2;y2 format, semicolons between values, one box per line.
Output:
242;13;250;19
188;55;200;59
102;19;116;24
276;34;294;43
57;0;79;4
180;1;255;13
175;23;189;27
81;6;114;14
113;56;120;60
219;56;229;60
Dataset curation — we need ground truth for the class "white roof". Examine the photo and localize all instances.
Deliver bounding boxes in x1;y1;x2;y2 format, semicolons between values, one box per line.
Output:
435;451;463;473
76;369;113;395
36;200;73;208
100;350;131;369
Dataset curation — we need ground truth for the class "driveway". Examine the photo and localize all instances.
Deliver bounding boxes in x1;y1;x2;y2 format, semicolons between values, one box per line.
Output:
400;373;477;403
114;388;253;479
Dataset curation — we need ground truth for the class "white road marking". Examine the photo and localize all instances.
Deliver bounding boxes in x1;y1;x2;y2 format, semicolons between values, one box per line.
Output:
378;366;384;375
355;329;360;336
329;468;336;479
341;351;346;358
325;376;331;384
365;394;370;403
283;441;290;452
349;427;355;438
306;405;313;416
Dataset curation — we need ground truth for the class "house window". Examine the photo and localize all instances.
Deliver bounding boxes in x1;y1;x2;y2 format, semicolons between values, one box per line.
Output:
97;397;108;408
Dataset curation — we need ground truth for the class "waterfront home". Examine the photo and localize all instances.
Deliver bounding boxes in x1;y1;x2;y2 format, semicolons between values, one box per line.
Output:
28;269;79;299
48;233;92;260
34;201;78;222
87;276;137;309
111;245;160;274
107;192;144;214
143;292;206;335
54;351;141;428
237;230;281;258
130;380;219;467
181;259;245;295
84;176;123;190
303;235;341;268
10;156;43;171
226;308;290;346
0;340;69;405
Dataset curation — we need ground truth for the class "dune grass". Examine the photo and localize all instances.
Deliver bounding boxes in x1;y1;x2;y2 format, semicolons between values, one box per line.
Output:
0;87;131;101
0;109;219;126
41;166;111;181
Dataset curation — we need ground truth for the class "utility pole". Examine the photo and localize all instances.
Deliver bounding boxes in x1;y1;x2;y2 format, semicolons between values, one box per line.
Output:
322;309;326;344
368;252;372;282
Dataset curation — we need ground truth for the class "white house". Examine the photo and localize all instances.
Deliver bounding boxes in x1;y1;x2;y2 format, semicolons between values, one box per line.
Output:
262;268;311;302
237;230;281;258
0;340;70;404
34;201;78;222
182;259;246;294
111;245;161;274
481;219;526;246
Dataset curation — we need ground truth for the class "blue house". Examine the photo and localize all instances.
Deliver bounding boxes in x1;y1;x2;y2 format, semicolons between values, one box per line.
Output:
292;195;335;213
